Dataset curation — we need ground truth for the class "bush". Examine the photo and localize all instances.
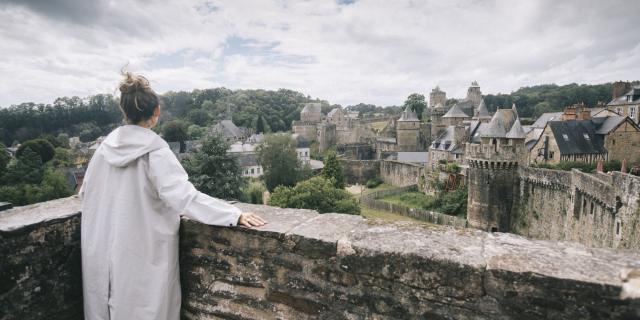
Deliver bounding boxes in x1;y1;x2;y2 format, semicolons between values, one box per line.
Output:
269;176;360;215
444;162;460;173
242;181;266;204
366;177;383;188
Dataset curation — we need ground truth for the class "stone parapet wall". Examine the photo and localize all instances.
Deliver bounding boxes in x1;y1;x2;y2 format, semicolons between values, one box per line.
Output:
2;197;640;319
0;197;83;320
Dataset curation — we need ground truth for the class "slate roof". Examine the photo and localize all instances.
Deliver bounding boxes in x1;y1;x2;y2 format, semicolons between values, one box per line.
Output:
443;103;470;118
532;112;563;129
301;103;322;114
506;118;526;139
385;152;429;163
482;109;517;138
213;120;243;139
476;99;490;118
608;85;640;106
398;106;419;121
548;120;606;155
237;153;259;167
431;126;458;152
327;107;342;118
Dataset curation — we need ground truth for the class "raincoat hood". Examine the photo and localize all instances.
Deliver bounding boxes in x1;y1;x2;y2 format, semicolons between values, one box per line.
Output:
100;125;169;167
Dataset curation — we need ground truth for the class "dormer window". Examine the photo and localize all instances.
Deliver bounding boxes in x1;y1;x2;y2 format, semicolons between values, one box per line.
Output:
628;95;633;102
583;133;590;140
562;134;569;141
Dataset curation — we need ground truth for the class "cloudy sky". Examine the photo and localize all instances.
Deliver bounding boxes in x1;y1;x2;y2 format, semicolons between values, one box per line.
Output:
1;0;639;107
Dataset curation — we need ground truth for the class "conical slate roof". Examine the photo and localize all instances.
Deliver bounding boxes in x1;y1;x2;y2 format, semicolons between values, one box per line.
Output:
481;108;518;138
476;99;490;118
506;118;526;139
398;106;419;121
443;103;470;118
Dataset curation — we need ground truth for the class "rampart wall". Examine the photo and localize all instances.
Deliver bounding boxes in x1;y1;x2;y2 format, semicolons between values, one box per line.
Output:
2;197;640;319
379;160;424;187
340;159;380;184
513;167;640;249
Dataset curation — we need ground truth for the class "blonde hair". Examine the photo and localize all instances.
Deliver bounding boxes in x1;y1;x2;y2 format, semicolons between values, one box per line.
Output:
118;71;159;124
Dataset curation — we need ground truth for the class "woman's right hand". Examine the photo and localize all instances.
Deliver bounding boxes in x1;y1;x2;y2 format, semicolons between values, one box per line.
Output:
238;212;266;228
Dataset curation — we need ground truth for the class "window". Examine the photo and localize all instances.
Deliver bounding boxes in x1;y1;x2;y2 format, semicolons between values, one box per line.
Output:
616;107;623;115
562;134;569;141
251;168;254;174
590;202;594;215
630;107;637;120
628;95;633;102
549;151;555;159
583;133;590;140
305;151;308;156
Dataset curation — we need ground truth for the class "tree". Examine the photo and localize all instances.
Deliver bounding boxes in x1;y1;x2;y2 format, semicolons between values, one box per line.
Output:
51;147;73;168
269;176;360;214
16;139;55;163
404;93;427;120
321;151;345;189
162;120;189;142
0;143;10;171
181;135;245;200
3;147;44;185
187;109;211;126
256;133;302;191
187;124;205;140
255;114;266;134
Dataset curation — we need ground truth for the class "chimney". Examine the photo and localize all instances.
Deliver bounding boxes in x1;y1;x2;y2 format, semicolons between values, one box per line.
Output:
562;105;577;120
612;81;631;100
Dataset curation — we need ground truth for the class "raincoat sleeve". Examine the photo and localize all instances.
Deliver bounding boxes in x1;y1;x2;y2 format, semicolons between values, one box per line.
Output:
148;147;242;227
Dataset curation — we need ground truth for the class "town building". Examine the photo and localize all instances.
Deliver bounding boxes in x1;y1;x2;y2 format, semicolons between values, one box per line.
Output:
607;82;639;124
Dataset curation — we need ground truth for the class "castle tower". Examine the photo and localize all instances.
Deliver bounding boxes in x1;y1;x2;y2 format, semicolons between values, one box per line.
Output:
396;106;421;151
429;86;447;107
465;105;527;232
474;99;491;123
466;81;483;108
430;103;446;141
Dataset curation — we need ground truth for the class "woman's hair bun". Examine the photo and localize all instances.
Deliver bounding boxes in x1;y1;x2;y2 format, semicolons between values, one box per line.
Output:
119;71;151;94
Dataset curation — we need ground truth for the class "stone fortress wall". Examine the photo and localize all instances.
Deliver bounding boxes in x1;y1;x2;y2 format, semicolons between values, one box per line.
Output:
512;167;640;249
379;160;424;187
2;197;640;319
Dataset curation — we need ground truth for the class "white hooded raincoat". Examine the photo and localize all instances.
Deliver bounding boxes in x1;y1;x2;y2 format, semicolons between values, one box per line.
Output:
80;125;241;320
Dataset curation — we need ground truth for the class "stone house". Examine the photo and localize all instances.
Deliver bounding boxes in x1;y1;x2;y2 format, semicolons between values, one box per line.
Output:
607;82;639;124
528;115;640;165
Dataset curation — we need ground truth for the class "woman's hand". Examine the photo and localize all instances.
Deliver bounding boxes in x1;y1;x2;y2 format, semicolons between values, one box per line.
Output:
238;212;266;228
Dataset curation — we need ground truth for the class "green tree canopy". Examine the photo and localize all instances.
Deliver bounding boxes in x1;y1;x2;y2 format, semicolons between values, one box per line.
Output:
162;120;189;142
0;143;10;171
404;93;427;120
16;139;55;163
321;151;345;189
256;133;302;191
181;135;245;200
269;176;360;214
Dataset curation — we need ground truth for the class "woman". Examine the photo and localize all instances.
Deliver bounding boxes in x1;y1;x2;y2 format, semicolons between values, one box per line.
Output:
79;72;265;320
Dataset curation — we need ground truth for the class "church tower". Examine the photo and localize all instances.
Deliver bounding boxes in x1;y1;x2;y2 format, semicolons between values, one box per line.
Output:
465;104;526;232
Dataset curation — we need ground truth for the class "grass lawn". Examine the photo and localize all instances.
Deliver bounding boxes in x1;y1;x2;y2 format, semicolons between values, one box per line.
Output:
360;205;425;223
379;192;434;210
361;183;396;196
